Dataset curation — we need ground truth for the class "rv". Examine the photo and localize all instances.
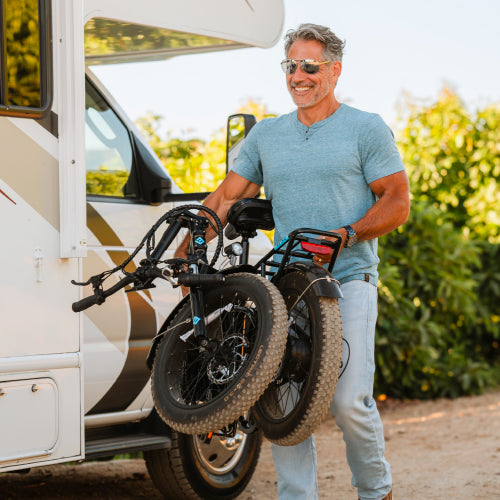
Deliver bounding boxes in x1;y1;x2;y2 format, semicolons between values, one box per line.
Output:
0;0;283;497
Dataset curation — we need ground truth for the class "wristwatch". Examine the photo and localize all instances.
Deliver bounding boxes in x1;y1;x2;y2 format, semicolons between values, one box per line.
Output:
342;225;358;248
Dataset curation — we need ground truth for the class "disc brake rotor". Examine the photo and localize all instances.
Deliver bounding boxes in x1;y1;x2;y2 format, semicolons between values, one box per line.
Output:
207;335;249;385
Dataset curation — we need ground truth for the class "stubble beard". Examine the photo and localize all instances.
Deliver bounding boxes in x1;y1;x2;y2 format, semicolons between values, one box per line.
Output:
289;79;333;109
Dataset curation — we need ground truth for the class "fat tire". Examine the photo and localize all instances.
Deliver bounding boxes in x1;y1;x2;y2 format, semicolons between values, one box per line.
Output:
253;271;343;446
151;273;288;435
144;430;262;500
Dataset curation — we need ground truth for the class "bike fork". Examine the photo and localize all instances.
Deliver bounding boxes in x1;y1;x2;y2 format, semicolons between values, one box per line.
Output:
189;286;210;346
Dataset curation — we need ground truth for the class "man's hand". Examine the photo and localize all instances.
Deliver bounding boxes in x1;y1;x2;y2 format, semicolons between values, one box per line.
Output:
312;229;347;265
312;170;410;267
173;171;261;296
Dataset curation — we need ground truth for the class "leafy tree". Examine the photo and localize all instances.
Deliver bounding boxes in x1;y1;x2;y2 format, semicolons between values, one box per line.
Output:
376;89;500;398
236;98;277;122
135;100;277;194
4;0;41;107
398;88;499;242
136;113;224;193
86;169;129;196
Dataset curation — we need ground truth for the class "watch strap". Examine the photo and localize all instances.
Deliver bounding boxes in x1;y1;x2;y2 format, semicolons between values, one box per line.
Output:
342;225;357;247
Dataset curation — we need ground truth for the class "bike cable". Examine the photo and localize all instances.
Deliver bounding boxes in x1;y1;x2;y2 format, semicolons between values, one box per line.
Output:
339;337;350;379
75;205;224;288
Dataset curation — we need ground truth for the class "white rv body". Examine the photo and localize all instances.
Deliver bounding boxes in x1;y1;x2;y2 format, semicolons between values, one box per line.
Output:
0;0;283;482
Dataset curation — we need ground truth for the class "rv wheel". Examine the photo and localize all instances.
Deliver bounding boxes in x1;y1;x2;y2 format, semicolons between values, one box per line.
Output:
144;429;261;499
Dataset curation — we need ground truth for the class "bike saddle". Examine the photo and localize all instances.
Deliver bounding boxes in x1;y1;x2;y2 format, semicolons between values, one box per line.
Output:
225;198;275;240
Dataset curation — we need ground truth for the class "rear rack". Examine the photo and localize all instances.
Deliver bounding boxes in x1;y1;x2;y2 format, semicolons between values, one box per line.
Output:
256;228;343;281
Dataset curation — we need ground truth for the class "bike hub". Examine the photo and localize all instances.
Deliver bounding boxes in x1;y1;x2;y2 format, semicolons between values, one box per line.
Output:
282;334;311;383
207;335;248;384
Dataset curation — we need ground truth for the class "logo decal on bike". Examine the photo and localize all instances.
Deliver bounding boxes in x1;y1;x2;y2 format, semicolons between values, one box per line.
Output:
193;316;201;325
195;236;205;245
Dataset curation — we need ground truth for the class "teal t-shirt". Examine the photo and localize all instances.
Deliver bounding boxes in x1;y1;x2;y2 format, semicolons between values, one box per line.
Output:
232;104;406;285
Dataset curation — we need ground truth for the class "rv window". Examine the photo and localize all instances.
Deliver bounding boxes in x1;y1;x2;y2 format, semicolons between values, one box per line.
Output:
84;18;242;65
85;81;135;198
0;0;51;117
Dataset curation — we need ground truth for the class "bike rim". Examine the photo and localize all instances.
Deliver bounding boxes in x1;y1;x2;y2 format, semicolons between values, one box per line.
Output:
166;293;260;409
260;297;312;420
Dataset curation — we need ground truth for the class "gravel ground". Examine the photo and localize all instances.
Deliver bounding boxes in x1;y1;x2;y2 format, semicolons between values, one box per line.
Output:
2;390;500;499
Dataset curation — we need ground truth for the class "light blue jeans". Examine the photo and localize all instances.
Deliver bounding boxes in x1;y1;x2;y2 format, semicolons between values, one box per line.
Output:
272;280;392;500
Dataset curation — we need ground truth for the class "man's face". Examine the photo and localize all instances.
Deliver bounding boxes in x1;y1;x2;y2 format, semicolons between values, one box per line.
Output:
286;39;340;110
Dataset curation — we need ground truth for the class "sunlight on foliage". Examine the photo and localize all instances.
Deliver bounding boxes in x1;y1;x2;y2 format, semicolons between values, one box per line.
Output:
398;88;499;243
135;99;277;194
5;0;41;107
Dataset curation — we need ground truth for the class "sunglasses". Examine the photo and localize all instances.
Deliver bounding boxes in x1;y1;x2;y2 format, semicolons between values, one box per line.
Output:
280;59;331;75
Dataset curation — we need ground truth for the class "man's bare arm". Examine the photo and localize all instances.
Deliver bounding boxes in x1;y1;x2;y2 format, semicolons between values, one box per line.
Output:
317;171;410;260
350;170;410;241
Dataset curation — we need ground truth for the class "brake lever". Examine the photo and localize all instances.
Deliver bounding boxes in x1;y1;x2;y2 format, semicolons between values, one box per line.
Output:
126;265;168;292
163;257;190;268
71;273;106;289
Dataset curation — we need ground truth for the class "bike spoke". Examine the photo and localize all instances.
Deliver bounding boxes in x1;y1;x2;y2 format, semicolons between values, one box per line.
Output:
171;292;261;408
261;294;312;419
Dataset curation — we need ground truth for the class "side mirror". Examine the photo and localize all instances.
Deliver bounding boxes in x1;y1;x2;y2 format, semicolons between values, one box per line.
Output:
226;114;257;174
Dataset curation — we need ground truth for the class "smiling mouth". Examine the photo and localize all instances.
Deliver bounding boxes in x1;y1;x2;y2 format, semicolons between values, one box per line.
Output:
291;84;313;93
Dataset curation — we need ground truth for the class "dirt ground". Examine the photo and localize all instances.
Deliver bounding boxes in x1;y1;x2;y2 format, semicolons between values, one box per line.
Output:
2;390;500;499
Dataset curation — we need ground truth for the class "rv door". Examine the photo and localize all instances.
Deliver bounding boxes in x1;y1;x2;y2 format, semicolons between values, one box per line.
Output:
0;0;85;470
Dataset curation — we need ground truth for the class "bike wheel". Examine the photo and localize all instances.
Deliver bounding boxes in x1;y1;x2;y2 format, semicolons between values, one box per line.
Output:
151;273;288;435
144;429;261;500
253;271;343;446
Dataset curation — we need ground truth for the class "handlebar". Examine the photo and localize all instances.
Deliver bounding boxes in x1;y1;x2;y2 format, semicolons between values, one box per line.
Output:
177;273;225;287
71;204;226;313
72;294;101;313
71;269;227;312
72;275;134;312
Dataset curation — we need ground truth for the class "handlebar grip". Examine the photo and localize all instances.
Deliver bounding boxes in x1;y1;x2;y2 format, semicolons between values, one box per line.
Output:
71;275;135;313
72;294;102;312
177;273;225;287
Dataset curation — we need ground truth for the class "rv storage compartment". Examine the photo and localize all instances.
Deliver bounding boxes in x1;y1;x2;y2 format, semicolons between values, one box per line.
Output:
0;378;59;463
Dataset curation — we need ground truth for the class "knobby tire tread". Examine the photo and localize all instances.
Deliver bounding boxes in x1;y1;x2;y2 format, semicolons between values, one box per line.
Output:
254;270;343;446
277;296;342;446
151;273;288;435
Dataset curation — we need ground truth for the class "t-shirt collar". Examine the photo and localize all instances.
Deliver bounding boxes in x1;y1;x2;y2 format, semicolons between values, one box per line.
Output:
294;103;345;133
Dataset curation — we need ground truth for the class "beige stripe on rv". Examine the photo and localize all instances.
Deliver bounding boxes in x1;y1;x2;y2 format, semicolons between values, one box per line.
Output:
0;119;59;230
83;250;128;355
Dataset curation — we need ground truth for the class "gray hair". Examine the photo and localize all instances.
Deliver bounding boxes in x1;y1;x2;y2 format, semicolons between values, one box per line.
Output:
284;24;345;62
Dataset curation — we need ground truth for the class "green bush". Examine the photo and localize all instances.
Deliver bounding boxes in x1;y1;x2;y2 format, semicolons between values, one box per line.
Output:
375;90;500;399
376;203;496;398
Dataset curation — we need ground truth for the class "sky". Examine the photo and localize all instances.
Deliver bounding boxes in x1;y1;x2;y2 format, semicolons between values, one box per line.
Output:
91;0;500;141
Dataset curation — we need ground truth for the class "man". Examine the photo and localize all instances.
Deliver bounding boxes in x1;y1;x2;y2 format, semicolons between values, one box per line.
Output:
176;24;409;500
